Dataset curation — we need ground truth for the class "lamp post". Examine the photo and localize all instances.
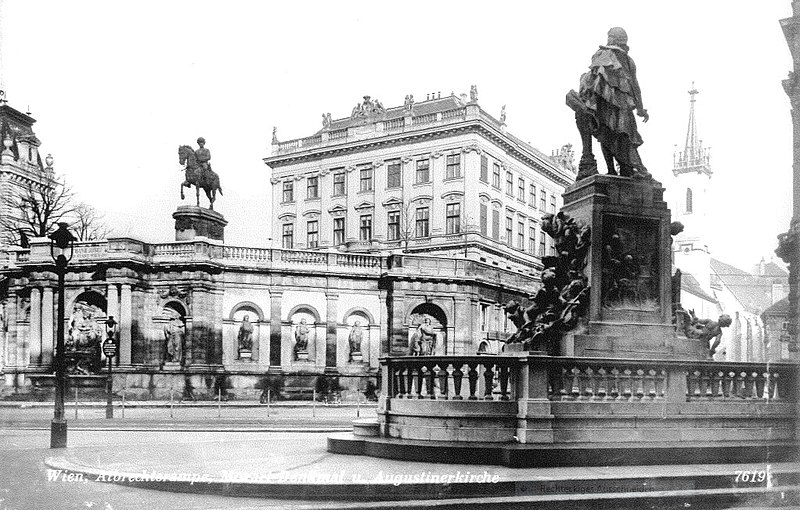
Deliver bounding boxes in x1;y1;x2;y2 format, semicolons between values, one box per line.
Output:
103;316;118;419
49;222;75;448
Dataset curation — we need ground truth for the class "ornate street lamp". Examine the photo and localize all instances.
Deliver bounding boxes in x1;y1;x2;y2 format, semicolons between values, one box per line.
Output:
49;222;75;448
103;316;118;419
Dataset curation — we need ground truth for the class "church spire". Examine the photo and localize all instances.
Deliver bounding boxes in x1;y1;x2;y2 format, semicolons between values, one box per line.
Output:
673;82;712;177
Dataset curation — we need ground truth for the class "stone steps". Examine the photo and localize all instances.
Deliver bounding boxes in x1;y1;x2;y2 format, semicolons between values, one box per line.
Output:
352;418;379;437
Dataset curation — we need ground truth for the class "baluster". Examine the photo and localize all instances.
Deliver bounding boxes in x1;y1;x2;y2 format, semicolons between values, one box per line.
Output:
416;365;425;399
750;372;760;399
583;367;595;399
406;365;415;398
635;369;645;398
596;368;608;399
570;367;581;399
646;369;657;398
396;366;406;398
714;371;724;398
622;368;633;398
483;362;495;400
610;368;620;399
772;373;781;400
467;363;479;400
726;371;736;398
426;364;436;399
439;364;450;399
703;370;714;398
761;372;770;400
689;370;701;398
737;371;747;399
452;363;464;400
658;369;667;398
697;369;708;398
559;367;570;399
499;364;510;401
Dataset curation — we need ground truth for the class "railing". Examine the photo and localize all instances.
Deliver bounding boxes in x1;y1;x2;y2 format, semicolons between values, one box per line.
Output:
152;243;197;258
441;108;466;121
384;356;518;401
548;359;667;401
383;118;405;131
329;128;348;140
414;113;437;124
73;242;108;260
223;246;272;263
684;362;786;400
301;134;322;146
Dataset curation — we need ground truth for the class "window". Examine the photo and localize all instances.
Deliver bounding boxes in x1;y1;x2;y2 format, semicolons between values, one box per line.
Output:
529;225;536;253
446;203;461;234
415;159;430;183
506;172;514;196
415;207;430;237
282;181;294;203
479;203;488;236
282;223;294;249
550;194;556;213
505;216;513;245
530;184;536;207
359;168;373;192
518;221;525;249
480;304;489;331
492;163;501;188
540;189;547;210
387;161;401;188
518;178;525;201
359;214;372;241
333;172;346;196
306;220;319;248
686;188;693;213
491;209;500;240
306;176;318;199
387;210;400;241
539;232;546;256
446;154;461;178
480;155;488;183
333;217;345;245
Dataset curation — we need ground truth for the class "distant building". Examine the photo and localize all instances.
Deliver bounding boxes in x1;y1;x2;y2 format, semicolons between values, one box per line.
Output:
670;86;790;361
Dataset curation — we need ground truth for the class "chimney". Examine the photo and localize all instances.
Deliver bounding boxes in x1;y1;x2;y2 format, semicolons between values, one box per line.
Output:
426;93;430;100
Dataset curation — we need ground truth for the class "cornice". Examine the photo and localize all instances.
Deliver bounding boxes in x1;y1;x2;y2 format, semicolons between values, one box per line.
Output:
264;120;572;188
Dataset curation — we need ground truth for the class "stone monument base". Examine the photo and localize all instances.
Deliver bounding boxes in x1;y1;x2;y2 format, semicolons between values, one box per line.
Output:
173;205;227;242
295;351;309;361
162;361;182;371
238;350;252;360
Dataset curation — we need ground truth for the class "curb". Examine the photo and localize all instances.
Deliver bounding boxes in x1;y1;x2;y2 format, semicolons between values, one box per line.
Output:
42;457;800;509
11;426;352;432
1;401;378;409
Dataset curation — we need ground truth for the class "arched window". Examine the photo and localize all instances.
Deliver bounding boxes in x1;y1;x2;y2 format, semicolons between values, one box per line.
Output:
686;188;693;214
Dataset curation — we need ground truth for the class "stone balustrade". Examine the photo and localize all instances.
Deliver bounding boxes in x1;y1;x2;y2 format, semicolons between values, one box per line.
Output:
378;354;798;445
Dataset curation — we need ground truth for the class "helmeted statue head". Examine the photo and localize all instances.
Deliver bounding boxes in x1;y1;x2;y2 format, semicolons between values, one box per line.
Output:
718;314;733;328
607;27;628;47
197;137;205;146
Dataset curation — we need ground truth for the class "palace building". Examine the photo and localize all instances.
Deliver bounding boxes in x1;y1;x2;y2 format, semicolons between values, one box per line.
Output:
0;89;575;398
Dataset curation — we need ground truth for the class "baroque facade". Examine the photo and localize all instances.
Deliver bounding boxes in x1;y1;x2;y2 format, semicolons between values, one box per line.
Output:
0;91;573;398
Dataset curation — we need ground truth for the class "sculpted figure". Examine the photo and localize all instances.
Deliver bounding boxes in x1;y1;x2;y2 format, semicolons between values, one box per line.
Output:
470;85;478;102
410;317;436;356
164;316;185;364
676;309;733;357
178;138;223;209
404;94;415;112
195;137;211;174
568;27;650;180
348;320;363;359
294;318;309;354
238;314;254;352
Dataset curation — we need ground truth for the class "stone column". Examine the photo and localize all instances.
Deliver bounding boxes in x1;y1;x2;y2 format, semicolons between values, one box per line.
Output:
106;283;119;365
453;296;471;355
29;287;41;366
325;293;338;371
41;287;54;366
378;290;389;356
120;284;132;365
3;295;17;386
269;291;283;368
387;289;407;355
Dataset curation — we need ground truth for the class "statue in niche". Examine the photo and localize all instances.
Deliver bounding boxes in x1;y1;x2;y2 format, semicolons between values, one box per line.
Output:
410;317;437;356
675;308;732;357
294;318;310;357
164;315;185;364
505;211;590;353
348;320;363;360
237;314;254;354
66;302;103;374
567;27;651;181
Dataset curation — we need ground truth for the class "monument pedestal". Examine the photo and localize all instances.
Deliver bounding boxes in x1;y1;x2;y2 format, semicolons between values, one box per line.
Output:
560;174;705;359
173;205;227;242
162;361;182;371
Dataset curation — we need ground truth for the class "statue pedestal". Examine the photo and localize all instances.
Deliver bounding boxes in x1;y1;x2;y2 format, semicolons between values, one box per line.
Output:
162;361;182;371
560;174;705;360
173;205;227;242
349;352;363;363
295;351;309;361
238;350;252;360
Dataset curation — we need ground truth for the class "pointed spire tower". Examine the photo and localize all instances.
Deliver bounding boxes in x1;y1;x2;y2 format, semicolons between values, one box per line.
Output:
672;83;713;289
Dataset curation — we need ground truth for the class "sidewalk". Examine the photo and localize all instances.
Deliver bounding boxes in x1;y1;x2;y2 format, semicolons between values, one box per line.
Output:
41;430;800;509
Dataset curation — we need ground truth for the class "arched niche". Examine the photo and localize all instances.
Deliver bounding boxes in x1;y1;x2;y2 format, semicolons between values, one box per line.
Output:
288;305;320;362
343;307;373;363
227;301;264;361
407;302;448;356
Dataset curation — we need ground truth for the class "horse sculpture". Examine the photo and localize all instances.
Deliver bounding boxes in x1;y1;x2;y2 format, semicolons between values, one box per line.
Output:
178;145;223;210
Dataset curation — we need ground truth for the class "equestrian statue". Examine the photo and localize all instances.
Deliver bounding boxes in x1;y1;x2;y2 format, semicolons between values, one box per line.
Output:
178;137;223;209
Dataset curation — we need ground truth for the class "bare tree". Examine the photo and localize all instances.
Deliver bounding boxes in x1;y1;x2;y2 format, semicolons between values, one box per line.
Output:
71;202;112;241
0;176;75;246
397;202;416;253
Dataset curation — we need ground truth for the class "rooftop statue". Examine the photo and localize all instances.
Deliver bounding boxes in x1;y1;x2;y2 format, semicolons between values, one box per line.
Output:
676;308;732;358
178;137;224;210
568;27;651;181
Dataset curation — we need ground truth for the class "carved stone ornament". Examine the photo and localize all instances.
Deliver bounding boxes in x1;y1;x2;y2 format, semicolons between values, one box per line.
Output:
346;166;356;173
158;285;192;305
401;156;413;164
320;168;330;177
270;177;281;185
431;151;443;159
373;160;384;168
462;144;482;155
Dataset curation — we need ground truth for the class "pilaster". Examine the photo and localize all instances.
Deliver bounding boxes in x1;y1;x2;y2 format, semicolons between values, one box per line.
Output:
269;290;283;368
29;287;41;366
41;286;54;366
325;293;338;370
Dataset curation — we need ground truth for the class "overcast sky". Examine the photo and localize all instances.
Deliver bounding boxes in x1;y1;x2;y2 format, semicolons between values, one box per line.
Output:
0;1;793;272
